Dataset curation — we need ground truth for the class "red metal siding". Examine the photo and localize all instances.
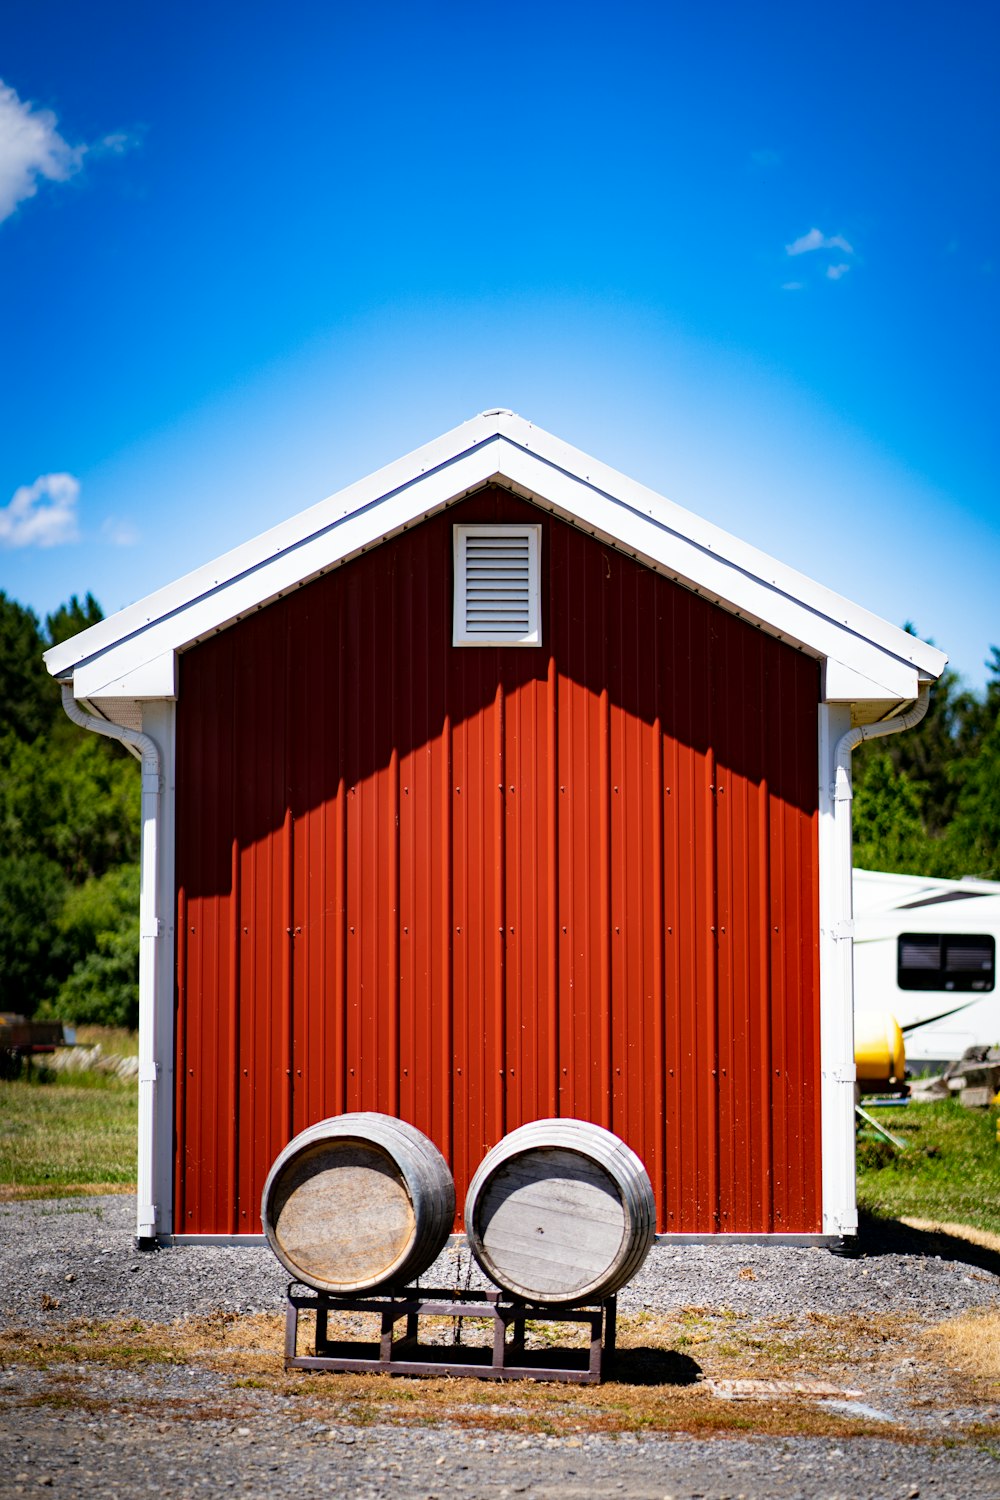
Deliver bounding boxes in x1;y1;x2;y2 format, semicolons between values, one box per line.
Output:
174;489;821;1235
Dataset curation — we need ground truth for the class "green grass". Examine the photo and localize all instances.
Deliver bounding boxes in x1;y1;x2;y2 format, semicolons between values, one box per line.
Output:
74;1024;139;1057
0;1029;138;1195
857;1098;1000;1236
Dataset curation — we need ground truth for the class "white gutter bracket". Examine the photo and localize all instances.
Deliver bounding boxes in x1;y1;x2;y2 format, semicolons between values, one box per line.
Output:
60;684;163;1245
825;1065;858;1084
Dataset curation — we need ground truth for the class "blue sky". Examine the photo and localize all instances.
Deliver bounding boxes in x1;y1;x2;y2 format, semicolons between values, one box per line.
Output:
1;1;997;687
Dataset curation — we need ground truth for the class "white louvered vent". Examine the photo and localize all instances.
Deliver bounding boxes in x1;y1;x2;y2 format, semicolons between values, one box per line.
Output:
453;524;542;647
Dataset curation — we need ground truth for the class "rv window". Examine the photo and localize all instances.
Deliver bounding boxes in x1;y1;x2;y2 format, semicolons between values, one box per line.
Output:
897;933;995;992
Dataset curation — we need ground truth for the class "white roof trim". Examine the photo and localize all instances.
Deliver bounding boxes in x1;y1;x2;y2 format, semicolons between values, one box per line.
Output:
45;410;947;703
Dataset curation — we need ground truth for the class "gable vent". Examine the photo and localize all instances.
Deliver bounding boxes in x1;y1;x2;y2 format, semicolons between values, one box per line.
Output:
453;524;541;647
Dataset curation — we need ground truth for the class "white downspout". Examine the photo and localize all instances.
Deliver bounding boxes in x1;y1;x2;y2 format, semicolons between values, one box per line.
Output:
833;686;931;933
829;686;931;1232
60;683;163;1244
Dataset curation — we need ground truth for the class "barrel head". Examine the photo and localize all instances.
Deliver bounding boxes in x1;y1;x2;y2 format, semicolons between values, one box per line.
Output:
473;1146;627;1301
269;1139;416;1291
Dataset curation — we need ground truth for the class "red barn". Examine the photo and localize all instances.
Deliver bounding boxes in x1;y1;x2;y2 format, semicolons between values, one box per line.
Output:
45;412;946;1245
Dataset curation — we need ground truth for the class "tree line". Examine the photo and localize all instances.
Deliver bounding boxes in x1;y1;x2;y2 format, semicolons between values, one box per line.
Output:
852;638;1000;880
1;592;139;1027
1;593;998;1029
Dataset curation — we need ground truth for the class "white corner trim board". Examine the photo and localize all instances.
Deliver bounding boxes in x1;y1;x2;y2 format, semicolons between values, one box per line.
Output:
817;688;931;1235
60;687;166;1243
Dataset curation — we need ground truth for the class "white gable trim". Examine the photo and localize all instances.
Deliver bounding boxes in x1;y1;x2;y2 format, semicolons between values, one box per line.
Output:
67;438;504;698
495;442;925;700
48;424;505;685
46;411;947;703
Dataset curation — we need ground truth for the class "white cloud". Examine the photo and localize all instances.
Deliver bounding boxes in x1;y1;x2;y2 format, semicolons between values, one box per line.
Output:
91;129;141;160
101;515;140;546
782;281;804;291
826;263;851;281
0;80;85;224
786;227;854;257
0;473;80;547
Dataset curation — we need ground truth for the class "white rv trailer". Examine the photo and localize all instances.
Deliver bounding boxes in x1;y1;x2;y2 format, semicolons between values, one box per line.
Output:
853;867;1000;1070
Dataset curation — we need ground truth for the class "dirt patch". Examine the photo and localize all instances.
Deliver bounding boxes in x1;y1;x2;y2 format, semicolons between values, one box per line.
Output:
2;1305;996;1445
923;1307;1000;1392
4;1303;1000;1498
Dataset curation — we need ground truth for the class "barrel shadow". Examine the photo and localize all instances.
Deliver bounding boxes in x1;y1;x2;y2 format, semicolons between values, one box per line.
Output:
606;1347;703;1387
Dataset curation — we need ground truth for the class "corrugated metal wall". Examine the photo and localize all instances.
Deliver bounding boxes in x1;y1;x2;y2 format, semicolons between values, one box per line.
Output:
174;488;821;1235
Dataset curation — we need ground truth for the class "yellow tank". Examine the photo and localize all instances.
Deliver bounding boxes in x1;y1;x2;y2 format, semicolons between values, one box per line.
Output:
855;1009;906;1088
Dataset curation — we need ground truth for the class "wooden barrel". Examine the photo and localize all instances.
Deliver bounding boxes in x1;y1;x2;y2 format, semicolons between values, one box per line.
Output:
261;1113;455;1293
464;1119;656;1304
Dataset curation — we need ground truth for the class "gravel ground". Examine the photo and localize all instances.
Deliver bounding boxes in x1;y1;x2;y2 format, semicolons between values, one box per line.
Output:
4;1197;999;1331
5;1396;1000;1500
2;1196;999;1499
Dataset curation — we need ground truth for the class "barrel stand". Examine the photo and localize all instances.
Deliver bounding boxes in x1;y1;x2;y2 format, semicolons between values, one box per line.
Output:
284;1284;617;1384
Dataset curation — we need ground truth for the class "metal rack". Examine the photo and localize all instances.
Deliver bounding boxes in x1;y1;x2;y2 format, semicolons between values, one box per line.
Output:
285;1283;617;1384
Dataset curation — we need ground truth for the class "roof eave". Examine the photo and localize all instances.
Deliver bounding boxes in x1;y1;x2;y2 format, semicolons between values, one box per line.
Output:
45;411;948;706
